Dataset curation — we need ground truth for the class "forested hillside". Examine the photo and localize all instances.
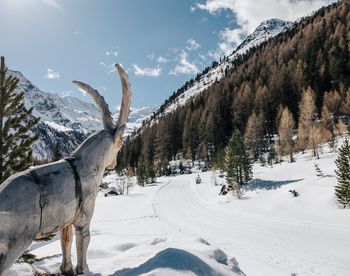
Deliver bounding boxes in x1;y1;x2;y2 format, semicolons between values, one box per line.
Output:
117;1;350;172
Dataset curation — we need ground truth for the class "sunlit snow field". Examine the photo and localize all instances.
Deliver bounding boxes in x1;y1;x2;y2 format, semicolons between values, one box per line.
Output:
6;143;350;276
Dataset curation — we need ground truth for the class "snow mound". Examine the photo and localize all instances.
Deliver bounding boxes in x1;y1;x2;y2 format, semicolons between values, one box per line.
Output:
115;248;222;276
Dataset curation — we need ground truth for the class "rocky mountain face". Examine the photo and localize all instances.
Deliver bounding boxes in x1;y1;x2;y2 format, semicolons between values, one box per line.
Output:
9;70;154;160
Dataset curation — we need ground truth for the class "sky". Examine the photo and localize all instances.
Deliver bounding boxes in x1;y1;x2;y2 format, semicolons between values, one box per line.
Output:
0;0;335;110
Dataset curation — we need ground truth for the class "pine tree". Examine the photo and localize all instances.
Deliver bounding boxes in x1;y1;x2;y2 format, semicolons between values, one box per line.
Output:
334;139;350;208
136;156;148;187
0;56;39;184
225;128;252;198
267;144;276;166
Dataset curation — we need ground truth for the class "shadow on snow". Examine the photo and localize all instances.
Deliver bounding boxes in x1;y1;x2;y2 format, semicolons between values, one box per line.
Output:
245;178;304;191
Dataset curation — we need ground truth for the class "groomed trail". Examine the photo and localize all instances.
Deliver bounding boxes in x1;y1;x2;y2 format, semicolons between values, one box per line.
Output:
154;174;350;276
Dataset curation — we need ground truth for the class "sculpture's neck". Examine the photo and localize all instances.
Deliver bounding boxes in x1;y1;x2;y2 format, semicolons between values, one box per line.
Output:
70;130;111;184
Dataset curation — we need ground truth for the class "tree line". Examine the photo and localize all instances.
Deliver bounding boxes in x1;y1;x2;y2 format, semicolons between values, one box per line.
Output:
117;2;350;174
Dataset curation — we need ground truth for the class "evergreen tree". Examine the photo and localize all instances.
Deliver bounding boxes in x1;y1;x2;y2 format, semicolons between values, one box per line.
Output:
267;144;276;166
334;139;350;208
136;156;149;186
0;56;39;184
225;128;252;198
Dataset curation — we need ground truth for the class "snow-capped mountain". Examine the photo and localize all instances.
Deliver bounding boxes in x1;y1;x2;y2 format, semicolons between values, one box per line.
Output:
10;70;103;133
8;70;102;159
162;19;294;115
8;70;154;159
114;106;158;137
235;18;294;55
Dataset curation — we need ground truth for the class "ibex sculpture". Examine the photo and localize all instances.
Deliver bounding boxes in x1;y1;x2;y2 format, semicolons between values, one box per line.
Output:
0;64;131;275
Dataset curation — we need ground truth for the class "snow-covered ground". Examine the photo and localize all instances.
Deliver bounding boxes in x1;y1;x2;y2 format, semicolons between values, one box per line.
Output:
6;146;350;276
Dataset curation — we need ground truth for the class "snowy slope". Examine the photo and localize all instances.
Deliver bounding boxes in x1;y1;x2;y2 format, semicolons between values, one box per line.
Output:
163;19;293;115
6;143;350;275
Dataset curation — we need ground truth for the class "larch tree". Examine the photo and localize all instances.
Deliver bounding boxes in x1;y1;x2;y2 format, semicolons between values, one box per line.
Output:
277;107;295;162
308;124;329;158
244;112;264;161
341;88;350;124
321;90;341;148
225;128;252;199
297;87;317;153
0;56;39;184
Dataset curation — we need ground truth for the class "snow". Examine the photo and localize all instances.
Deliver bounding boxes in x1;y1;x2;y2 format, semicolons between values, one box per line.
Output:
5;144;350;275
43;121;73;132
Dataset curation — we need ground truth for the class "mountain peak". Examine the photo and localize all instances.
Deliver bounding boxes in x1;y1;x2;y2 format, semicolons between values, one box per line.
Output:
235;18;294;54
156;18;294;117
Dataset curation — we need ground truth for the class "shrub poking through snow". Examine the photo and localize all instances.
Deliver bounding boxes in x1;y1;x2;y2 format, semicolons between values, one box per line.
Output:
289;190;300;197
314;163;324;178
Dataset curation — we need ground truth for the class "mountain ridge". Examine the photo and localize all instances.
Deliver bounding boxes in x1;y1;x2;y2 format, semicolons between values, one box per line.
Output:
155;18;294;118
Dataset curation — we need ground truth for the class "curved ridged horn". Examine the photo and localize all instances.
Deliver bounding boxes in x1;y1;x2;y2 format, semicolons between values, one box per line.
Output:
114;64;131;141
72;80;114;130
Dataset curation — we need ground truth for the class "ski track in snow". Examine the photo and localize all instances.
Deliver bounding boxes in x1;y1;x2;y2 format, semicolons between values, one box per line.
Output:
154;174;350;276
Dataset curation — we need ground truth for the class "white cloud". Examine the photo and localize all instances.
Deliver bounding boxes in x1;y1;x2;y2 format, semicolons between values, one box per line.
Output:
45;69;60;80
157;56;168;64
133;64;162;77
148;54;168;64
106;51;118;57
170;51;199;76
42;0;64;12
194;0;334;57
186;39;201;51
216;28;243;56
147;53;155;61
100;62;115;74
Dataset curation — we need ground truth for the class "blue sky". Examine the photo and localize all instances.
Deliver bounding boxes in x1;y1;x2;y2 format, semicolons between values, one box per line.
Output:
0;0;334;109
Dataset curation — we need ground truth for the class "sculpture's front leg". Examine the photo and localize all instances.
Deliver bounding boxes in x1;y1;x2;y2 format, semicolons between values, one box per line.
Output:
60;224;74;275
74;224;90;274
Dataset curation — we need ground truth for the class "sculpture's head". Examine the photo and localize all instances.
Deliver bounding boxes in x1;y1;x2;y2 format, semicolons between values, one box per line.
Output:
73;64;131;170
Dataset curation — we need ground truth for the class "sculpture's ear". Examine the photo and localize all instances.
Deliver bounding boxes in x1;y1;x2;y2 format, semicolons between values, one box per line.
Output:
72;80;115;131
114;64;131;142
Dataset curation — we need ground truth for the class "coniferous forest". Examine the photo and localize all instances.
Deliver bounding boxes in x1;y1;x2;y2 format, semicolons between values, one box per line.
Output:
117;1;350;173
